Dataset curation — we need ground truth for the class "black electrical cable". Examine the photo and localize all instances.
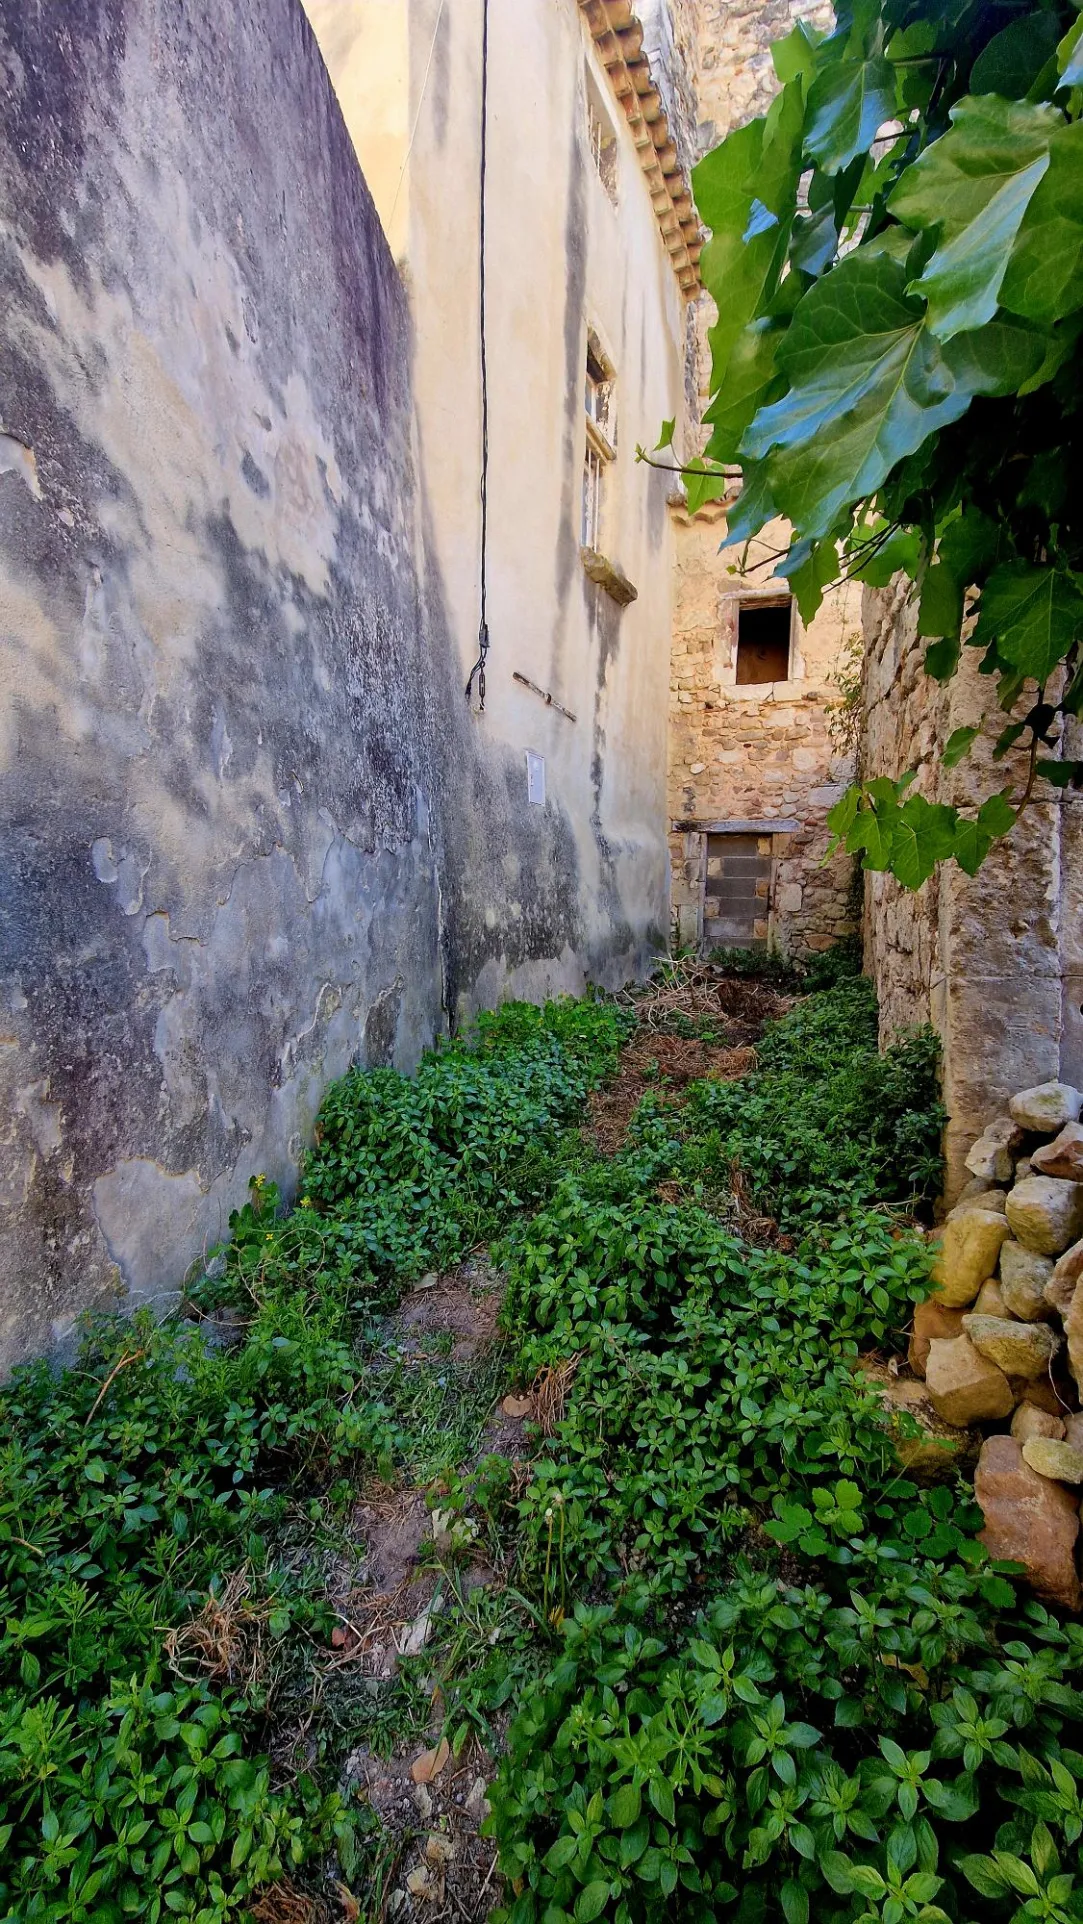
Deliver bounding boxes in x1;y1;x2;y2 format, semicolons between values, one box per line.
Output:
465;0;490;710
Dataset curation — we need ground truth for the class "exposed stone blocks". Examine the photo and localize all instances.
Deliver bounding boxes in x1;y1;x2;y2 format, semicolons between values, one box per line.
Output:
667;511;860;957
861;581;1083;1201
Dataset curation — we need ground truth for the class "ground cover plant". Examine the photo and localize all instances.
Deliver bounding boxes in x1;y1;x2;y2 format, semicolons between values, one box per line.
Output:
2;964;1082;1924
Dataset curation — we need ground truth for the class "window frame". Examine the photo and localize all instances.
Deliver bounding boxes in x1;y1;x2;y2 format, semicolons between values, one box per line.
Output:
734;596;794;686
581;332;616;554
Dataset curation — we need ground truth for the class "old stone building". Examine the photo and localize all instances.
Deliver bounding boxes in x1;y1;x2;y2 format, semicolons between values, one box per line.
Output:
662;0;859;957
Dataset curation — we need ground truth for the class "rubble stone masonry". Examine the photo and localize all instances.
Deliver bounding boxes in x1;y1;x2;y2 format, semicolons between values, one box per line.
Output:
668;511;861;956
862;581;1083;1201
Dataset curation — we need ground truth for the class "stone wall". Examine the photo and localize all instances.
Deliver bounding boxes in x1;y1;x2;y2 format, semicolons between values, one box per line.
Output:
862;581;1083;1200
664;0;856;958
668;509;860;955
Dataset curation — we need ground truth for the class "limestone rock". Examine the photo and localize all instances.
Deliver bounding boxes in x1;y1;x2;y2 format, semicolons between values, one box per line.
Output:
1011;1402;1065;1444
1032;1122;1083;1181
1021;1437;1083;1484
1047;1237;1083;1314
1065;1413;1083;1451
909;1298;965;1379
1068;1276;1083;1395
962;1314;1061;1379
929;1209;1012;1307
975;1434;1082;1611
1009;1082;1083;1134
1017;1377;1070;1417
1005;1176;1083;1256
999;1242;1054;1320
965;1116;1023;1183
925;1335;1015;1425
956;1176;996;1205
950;1189;1007;1219
859;1362;979;1480
974;1280;1008;1316
1016;1157;1033;1182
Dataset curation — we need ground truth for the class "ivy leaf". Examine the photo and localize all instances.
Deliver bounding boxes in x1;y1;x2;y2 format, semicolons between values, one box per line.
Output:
776;533;841;626
1000;122;1083;325
954;793;1017;875
973;564;1083;681
654;419;675;451
924;634;961;681
696;85;804;393
891;796;959;890
703;320;784;464
971;15;1062;99
791;203;839;278
919;566;964;644
1059;13;1083;88
942;725;979;769
772;20;821;86
741;254;1043;539
1038;758;1083;788
889;96;1056;340
805;57;897;174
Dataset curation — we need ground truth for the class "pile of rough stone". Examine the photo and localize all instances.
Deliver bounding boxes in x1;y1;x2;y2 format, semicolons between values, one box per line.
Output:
907;1080;1083;1612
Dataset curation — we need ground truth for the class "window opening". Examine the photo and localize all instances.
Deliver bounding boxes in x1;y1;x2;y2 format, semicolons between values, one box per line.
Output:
735;599;792;684
582;442;604;549
586;70;618;203
582;337;615;553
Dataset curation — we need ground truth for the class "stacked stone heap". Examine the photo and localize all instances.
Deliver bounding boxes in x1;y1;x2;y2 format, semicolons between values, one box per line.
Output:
904;1081;1083;1611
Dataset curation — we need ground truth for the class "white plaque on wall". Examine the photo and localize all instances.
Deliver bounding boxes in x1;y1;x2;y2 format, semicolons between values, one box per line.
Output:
526;751;546;807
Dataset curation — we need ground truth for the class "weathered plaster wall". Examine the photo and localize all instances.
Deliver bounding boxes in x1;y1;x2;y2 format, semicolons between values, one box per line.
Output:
304;0;685;1016
862;582;1083;1201
668;508;860;954
0;0;445;1369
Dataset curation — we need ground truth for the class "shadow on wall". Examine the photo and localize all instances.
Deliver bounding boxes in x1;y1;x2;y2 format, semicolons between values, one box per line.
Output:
0;0;653;1374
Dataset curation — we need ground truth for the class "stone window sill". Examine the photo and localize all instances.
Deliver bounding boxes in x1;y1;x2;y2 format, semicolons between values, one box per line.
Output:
580;546;637;606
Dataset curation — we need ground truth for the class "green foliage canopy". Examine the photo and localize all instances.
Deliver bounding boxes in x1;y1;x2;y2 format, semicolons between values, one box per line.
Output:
693;0;1083;886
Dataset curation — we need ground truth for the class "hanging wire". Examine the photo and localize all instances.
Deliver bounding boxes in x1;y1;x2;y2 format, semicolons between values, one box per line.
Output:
465;0;490;710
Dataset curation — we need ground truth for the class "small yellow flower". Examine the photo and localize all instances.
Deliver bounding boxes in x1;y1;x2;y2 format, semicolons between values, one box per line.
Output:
253;1173;266;1190
300;1196;313;1209
265;1232;274;1242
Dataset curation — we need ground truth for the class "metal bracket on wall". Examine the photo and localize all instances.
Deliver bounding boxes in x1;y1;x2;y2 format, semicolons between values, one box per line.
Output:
513;671;577;723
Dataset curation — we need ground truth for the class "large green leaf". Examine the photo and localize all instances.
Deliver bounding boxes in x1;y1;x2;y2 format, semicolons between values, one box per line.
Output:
918;508;1002;646
805;57;897;173
702;320;784;464
889;97;1056;339
696;85;804;392
739;255;1044;539
973;564;1083;681
970;14;1062;98
891;796;959;890
1000;122;1083;324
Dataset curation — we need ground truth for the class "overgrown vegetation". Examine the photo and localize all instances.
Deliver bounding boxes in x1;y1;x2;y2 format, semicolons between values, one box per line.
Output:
672;0;1083;886
3;969;1082;1924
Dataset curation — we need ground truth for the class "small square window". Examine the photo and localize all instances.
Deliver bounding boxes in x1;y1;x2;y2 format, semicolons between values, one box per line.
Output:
735;600;792;684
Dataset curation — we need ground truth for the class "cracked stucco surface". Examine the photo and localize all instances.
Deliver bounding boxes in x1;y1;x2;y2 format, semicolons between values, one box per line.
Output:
0;0;443;1366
